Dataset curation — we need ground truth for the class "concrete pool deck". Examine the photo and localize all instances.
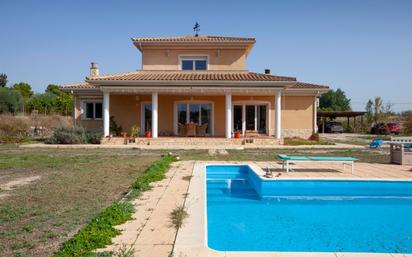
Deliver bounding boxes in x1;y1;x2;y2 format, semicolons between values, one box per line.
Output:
174;161;412;257
98;161;194;257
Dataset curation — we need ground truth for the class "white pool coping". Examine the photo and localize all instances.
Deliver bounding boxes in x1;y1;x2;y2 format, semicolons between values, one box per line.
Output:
173;162;412;257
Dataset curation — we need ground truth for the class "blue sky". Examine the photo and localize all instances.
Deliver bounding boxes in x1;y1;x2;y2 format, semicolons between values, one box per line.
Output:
1;0;411;111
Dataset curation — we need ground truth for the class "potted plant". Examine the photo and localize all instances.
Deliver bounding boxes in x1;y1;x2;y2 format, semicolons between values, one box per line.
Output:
130;125;140;138
234;130;241;138
145;130;152;138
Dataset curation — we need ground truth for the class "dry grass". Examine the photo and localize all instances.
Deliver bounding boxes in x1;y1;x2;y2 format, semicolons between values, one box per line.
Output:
0;114;72;143
0;146;160;257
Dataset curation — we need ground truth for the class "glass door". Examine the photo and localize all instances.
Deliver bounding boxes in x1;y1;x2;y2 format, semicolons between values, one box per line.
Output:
176;103;212;135
257;105;267;133
245;105;255;130
233;105;243;132
200;104;211;134
143;103;152;132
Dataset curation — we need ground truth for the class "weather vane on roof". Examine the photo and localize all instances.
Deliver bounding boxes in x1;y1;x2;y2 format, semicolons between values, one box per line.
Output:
193;22;200;37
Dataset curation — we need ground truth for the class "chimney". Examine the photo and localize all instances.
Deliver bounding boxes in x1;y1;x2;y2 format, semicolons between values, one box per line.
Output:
90;62;99;78
264;69;271;74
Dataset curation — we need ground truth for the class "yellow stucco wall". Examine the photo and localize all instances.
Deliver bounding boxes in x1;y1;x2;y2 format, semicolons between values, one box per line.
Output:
282;95;314;130
142;49;247;71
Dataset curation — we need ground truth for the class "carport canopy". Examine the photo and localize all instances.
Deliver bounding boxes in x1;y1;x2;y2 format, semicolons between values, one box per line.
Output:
317;111;367;133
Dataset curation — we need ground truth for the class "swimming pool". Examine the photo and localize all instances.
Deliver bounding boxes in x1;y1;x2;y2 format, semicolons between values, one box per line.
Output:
206;165;412;253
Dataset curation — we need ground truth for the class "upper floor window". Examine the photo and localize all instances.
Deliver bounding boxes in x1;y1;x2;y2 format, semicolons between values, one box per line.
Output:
180;56;208;70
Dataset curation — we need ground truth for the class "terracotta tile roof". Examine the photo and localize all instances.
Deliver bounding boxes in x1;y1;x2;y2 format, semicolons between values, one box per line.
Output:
132;35;256;43
60;82;96;89
60;73;329;91
292;82;329;89
87;71;296;82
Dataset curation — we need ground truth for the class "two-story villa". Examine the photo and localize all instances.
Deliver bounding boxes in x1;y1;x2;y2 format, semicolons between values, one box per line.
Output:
61;35;329;143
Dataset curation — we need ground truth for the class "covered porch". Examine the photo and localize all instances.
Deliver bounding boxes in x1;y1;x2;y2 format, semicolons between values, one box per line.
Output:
101;89;283;140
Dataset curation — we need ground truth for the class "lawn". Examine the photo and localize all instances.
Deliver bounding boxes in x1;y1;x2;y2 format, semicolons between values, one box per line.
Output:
0;146;160;257
0;146;390;257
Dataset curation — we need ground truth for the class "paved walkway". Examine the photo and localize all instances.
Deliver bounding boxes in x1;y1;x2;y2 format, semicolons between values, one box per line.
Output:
100;161;193;257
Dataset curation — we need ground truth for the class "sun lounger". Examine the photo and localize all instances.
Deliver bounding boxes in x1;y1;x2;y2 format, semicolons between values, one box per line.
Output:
277;154;358;173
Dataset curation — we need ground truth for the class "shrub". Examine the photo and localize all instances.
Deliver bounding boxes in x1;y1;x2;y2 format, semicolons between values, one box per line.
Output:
46;126;87;144
46;126;102;144
86;131;103;144
283;137;334;146
110;116;122;136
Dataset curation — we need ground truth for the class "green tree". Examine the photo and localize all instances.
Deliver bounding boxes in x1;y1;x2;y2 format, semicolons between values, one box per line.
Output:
0;73;7;87
0;87;24;113
319;88;351;111
26;93;57;115
365;96;393;125
45;84;61;95
365;99;374;125
12;82;33;99
26;84;73;115
45;84;73;115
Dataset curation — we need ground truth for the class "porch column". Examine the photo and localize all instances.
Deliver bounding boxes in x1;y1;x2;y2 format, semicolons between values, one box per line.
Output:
242;104;246;136
313;96;318;133
275;92;282;139
152;92;158;138
225;93;232;138
103;92;110;137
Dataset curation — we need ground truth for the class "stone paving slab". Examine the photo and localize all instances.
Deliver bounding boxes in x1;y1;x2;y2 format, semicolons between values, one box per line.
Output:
99;161;193;257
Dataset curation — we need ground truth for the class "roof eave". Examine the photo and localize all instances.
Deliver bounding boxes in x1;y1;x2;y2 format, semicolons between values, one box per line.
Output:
85;79;296;87
131;40;255;52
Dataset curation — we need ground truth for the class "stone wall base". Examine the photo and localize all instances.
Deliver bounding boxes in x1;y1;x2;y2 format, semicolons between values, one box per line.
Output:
281;129;313;140
101;136;281;146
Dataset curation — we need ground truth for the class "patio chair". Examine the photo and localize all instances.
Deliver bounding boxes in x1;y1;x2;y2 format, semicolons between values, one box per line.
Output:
370;138;384;149
186;123;196;137
178;123;186;136
196;123;208;137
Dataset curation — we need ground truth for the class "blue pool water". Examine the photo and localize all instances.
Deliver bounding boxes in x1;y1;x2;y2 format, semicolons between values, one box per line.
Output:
206;165;412;253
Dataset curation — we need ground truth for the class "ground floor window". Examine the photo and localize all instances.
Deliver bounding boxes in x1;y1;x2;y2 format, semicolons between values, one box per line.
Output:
233;103;268;134
176;103;212;135
82;101;102;120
